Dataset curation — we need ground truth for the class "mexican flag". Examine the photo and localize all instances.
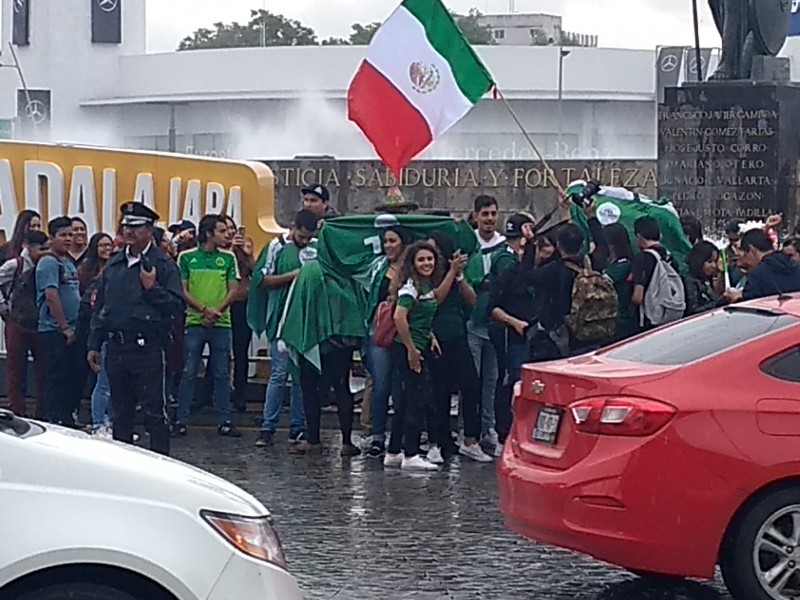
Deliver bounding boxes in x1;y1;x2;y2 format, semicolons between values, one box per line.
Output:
567;180;692;275
348;0;494;175
278;214;477;372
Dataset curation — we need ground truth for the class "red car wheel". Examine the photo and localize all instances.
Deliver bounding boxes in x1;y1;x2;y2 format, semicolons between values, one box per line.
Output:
721;487;800;600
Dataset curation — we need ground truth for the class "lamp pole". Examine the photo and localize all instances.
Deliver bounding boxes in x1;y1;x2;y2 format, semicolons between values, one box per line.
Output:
168;104;177;153
557;48;571;157
3;42;38;137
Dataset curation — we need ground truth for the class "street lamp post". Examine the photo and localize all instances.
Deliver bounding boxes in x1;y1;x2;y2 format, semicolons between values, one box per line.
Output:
169;104;177;153
1;42;38;137
557;47;571;157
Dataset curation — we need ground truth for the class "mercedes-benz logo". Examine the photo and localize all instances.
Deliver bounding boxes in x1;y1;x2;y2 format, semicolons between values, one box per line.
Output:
688;56;706;74
660;54;679;73
97;0;118;12
13;0;25;14
25;100;47;124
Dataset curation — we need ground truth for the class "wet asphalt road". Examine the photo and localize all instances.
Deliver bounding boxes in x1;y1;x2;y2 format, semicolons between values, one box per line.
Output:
172;430;734;600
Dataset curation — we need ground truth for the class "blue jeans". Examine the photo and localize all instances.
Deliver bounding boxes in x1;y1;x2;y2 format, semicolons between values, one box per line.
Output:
260;339;305;435
177;327;232;425
363;335;400;442
467;329;499;436
91;343;112;428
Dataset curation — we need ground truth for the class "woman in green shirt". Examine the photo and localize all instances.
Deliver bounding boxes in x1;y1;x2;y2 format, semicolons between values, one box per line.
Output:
386;241;444;471
602;223;637;341
426;231;492;465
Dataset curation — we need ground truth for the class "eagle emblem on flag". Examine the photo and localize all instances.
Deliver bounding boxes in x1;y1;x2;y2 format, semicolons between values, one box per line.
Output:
409;61;441;94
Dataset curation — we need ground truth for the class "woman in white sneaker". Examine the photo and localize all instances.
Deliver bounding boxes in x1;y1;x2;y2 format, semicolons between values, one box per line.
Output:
426;232;492;464
384;242;444;471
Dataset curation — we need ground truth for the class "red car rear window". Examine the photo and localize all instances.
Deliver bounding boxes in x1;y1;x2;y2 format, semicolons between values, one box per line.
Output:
604;308;798;366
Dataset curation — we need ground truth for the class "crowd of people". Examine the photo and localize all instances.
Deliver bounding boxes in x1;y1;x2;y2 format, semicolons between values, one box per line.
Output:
2;183;799;469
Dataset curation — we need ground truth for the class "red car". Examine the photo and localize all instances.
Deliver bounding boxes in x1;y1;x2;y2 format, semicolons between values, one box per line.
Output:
498;298;800;600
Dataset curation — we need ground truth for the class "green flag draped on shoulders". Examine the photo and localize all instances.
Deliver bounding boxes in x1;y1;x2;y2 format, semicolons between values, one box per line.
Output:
277;214;478;372
246;234;318;338
567;180;692;276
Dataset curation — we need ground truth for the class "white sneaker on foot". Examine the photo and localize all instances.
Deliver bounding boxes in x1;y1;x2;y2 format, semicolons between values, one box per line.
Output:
493;441;504;457
426;445;444;465
484;428;500;446
383;453;403;468
402;455;440;471
459;442;493;463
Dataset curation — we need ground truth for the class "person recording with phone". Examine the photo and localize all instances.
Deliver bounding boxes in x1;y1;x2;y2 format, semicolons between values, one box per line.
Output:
224;216;255;411
88;202;185;456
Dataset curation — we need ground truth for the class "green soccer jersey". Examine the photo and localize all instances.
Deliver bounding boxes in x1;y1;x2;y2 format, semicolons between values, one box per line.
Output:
179;247;240;328
394;280;437;351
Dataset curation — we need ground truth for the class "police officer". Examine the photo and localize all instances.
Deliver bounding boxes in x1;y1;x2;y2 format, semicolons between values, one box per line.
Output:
88;202;185;456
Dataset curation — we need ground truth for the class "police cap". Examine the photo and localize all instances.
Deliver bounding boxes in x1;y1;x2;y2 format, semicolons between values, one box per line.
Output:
120;202;160;227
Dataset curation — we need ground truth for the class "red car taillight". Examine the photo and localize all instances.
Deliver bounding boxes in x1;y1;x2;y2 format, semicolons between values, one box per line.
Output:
568;397;676;437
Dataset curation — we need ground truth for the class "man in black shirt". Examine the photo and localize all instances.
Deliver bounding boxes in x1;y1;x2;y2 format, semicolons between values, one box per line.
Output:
514;223;587;361
489;213;535;442
631;217;671;330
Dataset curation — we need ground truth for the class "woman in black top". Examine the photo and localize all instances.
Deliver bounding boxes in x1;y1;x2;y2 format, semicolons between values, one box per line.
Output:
0;210;42;263
684;241;726;316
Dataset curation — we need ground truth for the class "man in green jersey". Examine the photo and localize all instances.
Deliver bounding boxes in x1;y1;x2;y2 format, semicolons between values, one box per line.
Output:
254;210;318;447
174;215;241;436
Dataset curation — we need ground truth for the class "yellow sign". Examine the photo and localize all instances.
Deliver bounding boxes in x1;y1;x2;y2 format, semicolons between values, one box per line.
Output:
0;141;285;249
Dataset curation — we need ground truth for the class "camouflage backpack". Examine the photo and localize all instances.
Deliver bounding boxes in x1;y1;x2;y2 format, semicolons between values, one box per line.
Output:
564;261;618;343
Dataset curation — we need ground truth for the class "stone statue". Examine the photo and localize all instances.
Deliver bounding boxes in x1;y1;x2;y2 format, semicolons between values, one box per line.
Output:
708;0;791;80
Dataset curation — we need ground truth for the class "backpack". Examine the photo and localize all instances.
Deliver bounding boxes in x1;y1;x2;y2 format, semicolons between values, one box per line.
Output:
564;260;619;343
641;248;686;327
6;258;39;331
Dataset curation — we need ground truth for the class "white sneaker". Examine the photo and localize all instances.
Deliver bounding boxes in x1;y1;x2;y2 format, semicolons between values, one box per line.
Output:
485;428;500;447
493;441;504;457
459;442;493;463
401;455;440;471
426;445;445;465
383;453;404;468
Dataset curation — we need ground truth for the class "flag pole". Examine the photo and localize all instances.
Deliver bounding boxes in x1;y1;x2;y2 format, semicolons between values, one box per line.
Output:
494;87;567;197
691;0;703;81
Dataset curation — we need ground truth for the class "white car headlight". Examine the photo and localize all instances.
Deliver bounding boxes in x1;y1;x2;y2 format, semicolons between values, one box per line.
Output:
202;511;288;570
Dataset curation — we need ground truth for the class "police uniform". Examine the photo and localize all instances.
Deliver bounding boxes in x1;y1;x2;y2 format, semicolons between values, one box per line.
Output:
89;203;185;455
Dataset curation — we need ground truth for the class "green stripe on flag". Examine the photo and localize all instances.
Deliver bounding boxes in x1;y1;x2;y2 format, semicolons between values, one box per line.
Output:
402;0;494;104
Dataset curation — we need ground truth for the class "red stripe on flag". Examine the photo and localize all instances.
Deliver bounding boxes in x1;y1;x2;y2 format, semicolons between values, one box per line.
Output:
347;60;433;177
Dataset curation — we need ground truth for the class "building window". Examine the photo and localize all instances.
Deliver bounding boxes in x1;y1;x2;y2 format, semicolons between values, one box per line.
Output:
493;29;505;40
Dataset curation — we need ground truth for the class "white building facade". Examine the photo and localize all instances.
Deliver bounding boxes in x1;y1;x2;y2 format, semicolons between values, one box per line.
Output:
1;0;799;164
476;12;598;48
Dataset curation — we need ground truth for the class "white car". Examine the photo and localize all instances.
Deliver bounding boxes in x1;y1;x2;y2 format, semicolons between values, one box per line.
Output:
0;410;303;600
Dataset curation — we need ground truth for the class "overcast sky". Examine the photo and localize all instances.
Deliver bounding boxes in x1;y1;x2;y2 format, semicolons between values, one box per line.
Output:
145;0;720;53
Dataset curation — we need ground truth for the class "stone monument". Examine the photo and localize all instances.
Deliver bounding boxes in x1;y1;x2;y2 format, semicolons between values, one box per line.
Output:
658;0;800;230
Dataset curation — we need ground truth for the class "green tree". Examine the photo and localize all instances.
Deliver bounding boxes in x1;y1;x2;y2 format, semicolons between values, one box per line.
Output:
321;37;349;46
178;9;318;50
348;22;381;45
455;9;494;45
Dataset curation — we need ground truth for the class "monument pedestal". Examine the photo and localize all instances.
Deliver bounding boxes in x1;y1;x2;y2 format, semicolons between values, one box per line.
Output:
658;83;800;231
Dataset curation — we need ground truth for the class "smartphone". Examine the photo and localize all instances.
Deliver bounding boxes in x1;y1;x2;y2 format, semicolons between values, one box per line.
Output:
237;226;246;237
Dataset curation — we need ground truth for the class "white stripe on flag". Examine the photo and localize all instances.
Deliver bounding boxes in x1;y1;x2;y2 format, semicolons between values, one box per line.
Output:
365;5;474;139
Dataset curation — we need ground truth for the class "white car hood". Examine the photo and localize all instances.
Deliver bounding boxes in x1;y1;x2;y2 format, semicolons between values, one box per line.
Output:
4;424;267;518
